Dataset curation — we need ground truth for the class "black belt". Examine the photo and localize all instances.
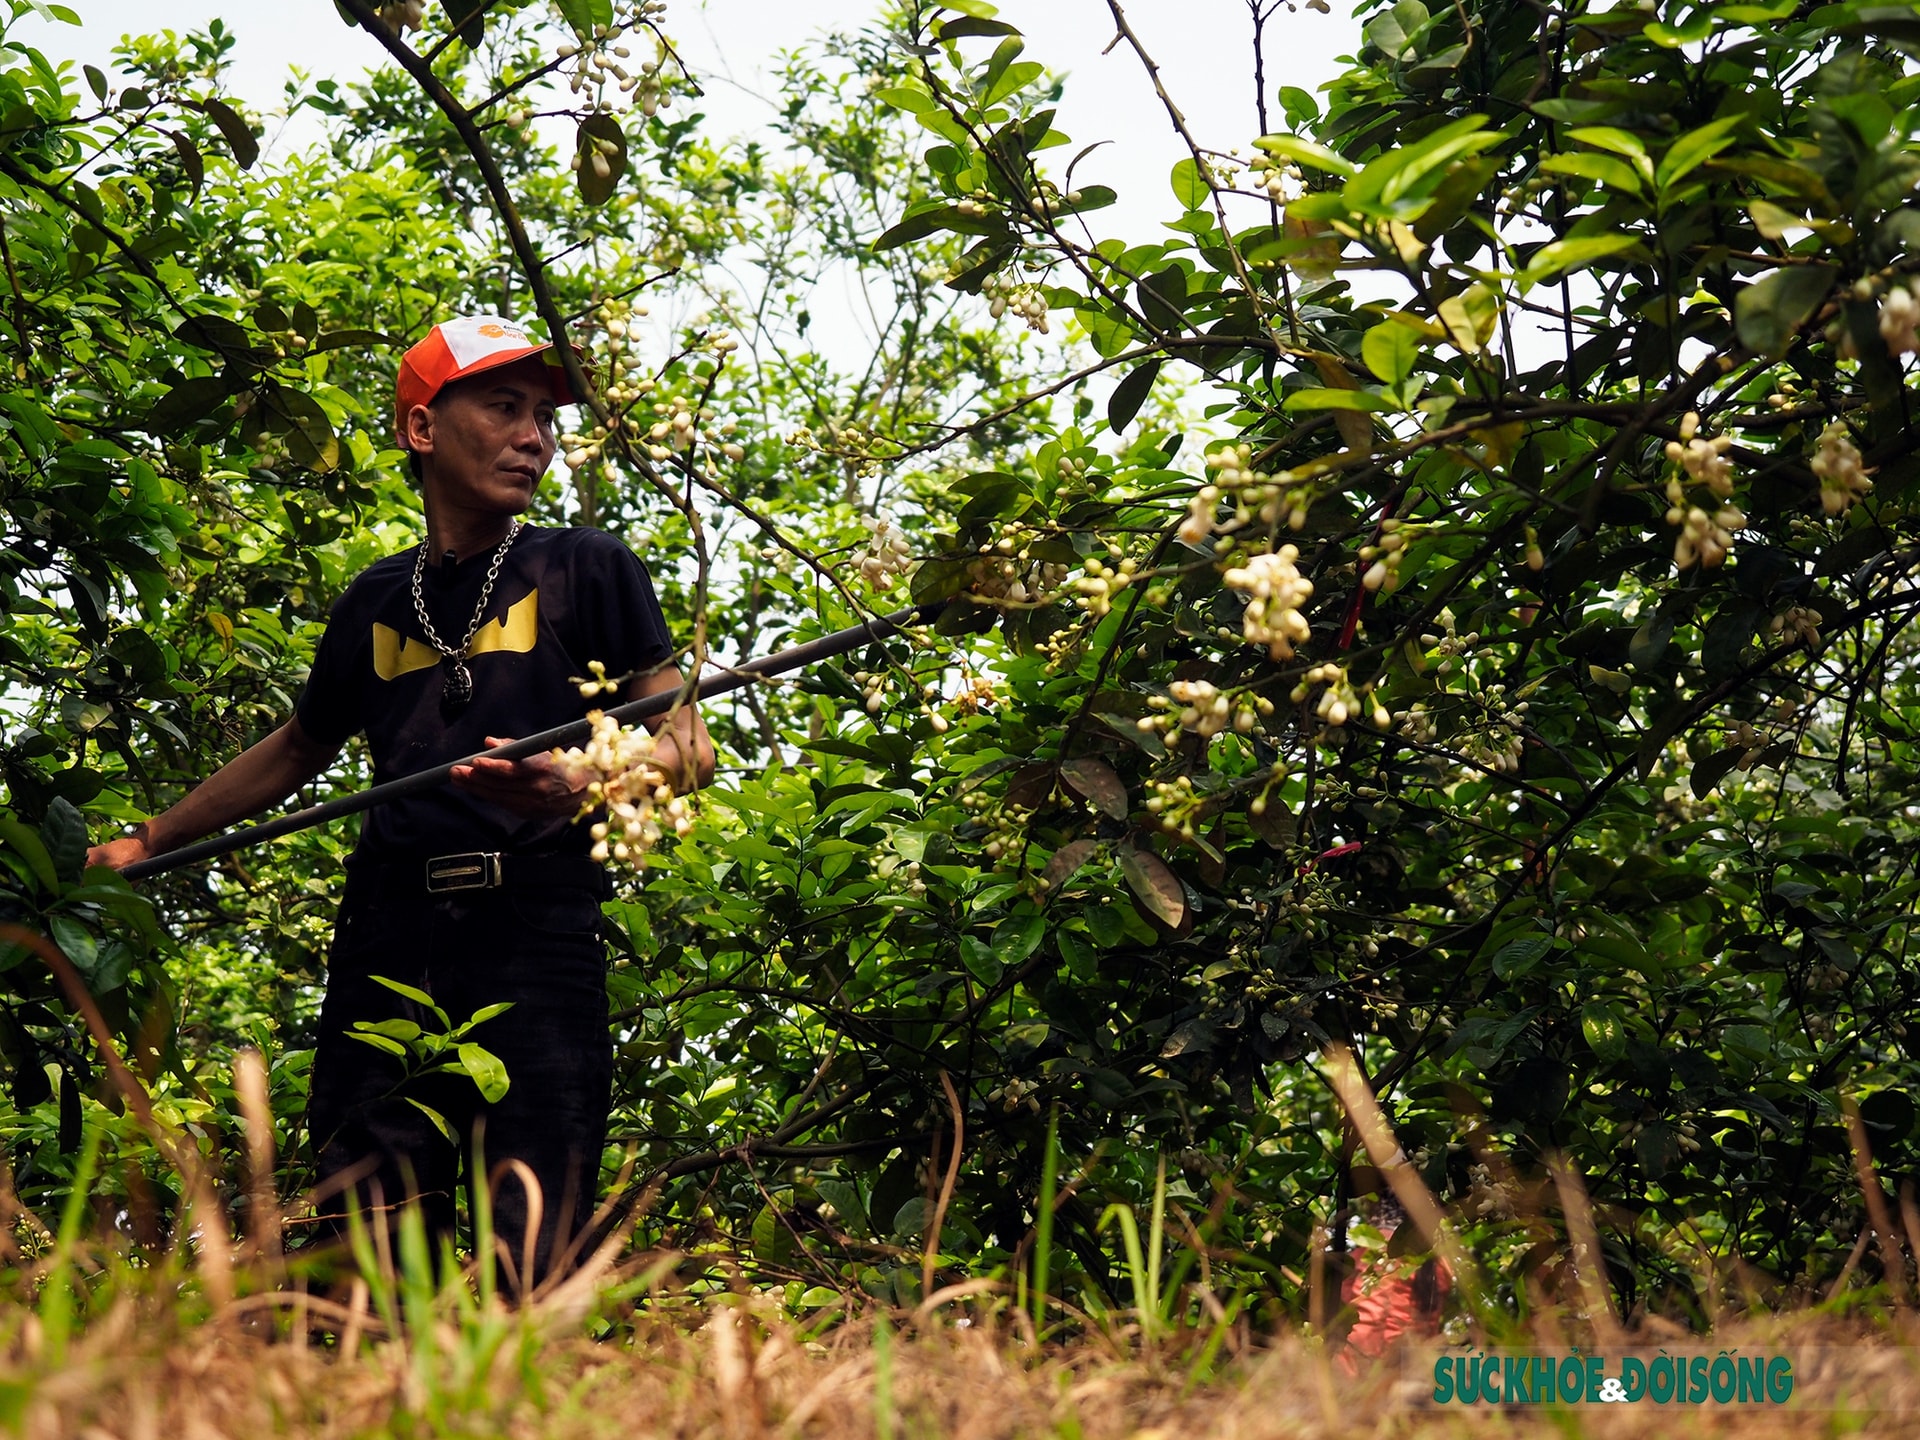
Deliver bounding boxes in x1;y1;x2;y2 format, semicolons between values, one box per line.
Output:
345;851;609;900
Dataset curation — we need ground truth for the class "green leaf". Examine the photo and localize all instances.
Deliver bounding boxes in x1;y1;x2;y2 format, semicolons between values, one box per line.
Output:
1366;0;1430;60
1344;116;1499;216
1645;13;1712;46
357;1018;422;1043
143;377;234;437
992;911;1046;965
576;113;628;207
1690;746;1745;799
348;1031;408;1057
1282;387;1393;413
1540;152;1646;196
312;328;405;353
41;799;86;884
455;1001;515;1035
371;974;449;1025
193;97;258;170
1491;935;1552;978
979;34;1023;91
874;85;936;115
1252;133;1356;177
1437;283;1500;353
1565;125;1649;166
1361;319;1420;385
1169;157;1210;211
1656;115;1743;191
165;128;205;199
554;0;614;35
443;0;487;47
1580;1002;1628;1064
407;1098;457;1143
960;935;1004;986
1518;234;1642;289
457;1042;511;1102
0;814;58;894
935;16;1021;40
1107;358;1161;433
48;914;95;976
1733;265;1836;357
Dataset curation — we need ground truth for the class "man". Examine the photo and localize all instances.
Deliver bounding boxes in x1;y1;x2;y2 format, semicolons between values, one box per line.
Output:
90;314;714;1287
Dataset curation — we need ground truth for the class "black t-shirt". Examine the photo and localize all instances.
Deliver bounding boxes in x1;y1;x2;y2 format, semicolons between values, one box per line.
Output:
296;524;673;860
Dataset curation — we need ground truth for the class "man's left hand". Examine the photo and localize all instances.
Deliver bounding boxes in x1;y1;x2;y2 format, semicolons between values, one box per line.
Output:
450;737;585;818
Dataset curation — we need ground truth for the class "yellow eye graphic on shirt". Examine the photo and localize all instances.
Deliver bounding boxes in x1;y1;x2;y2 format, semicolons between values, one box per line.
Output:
373;591;539;681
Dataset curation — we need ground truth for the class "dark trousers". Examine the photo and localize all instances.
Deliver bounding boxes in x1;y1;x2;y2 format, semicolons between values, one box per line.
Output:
305;863;612;1291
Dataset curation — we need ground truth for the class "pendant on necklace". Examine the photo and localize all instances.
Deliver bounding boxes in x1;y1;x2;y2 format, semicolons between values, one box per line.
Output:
441;659;474;716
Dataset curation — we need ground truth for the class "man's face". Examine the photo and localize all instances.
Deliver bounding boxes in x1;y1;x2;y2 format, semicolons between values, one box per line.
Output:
406;354;560;515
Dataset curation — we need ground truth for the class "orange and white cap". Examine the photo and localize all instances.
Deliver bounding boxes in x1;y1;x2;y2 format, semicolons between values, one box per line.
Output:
394;314;584;443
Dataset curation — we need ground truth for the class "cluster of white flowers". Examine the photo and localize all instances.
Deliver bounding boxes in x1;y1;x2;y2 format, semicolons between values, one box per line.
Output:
551;710;692;866
1523;523;1545;572
576;658;621;699
967;535;1066;606
1292;661;1389;730
1022;177;1085;218
1177;486;1223;546
1181;443;1309;546
1411;616;1479;675
1770;605;1822;651
1222;545;1314;659
1669;503;1745;570
632;386;743;471
876;853;928;897
1879;286;1920;357
857;514;914;591
1247;153;1304;203
555;3;676;117
559;298;746;485
852;669;890;715
1811;420;1873;516
981;274;1049;334
1056;452;1092;485
785;419;886;483
1139;680;1274;739
948;673;998;714
1664;414;1743;570
957;788;1029;861
1399;697;1522;772
376;0;425;32
1072;554;1137;618
1144;774;1206;839
1664;411;1735;496
1359;518;1409;593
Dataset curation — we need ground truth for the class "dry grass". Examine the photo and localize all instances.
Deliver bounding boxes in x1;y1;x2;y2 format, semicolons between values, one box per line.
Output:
8;1277;1920;1440
11;1053;1920;1437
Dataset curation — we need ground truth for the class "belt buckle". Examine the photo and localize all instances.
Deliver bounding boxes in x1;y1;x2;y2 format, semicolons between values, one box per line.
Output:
425;851;502;893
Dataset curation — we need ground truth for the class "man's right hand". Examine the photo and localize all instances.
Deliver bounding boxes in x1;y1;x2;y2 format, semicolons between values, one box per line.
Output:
86;833;152;872
78;718;340;880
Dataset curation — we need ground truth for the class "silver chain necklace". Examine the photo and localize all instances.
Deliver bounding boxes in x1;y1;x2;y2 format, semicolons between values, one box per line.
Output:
410;519;523;715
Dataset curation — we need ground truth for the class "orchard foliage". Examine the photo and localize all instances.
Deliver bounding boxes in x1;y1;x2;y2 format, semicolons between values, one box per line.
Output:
8;0;1920;1332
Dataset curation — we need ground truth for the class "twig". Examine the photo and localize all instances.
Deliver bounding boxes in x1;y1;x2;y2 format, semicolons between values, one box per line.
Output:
922;1070;965;1302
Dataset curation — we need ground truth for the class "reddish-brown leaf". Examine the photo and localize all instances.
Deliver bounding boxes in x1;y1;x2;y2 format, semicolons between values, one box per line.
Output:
1059;757;1128;820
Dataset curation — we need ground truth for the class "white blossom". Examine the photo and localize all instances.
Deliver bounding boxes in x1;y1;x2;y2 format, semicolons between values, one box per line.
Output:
1223;545;1313;659
1811;420;1873;516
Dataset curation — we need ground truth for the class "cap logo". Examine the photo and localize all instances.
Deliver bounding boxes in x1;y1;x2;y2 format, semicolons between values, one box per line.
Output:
438;315;537;369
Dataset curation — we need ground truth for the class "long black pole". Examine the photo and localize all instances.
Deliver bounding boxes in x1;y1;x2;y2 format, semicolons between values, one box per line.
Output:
120;600;944;883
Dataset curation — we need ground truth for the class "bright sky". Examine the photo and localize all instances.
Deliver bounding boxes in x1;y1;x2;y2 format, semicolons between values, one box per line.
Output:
13;0;1361;245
